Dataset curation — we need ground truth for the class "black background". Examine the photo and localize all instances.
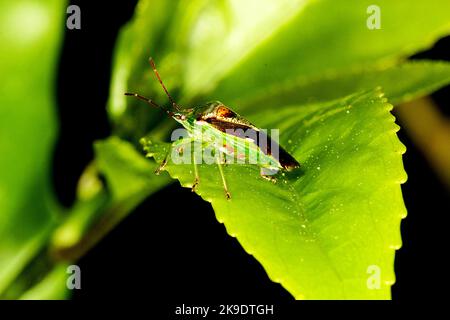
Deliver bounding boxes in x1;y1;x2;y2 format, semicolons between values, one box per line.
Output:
54;1;449;302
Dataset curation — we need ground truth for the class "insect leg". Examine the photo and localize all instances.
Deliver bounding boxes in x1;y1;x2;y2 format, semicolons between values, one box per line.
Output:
216;152;231;200
192;153;199;192
155;152;169;175
155;137;192;175
171;137;200;191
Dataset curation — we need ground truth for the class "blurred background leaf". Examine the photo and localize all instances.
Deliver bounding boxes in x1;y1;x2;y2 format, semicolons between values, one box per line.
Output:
109;0;450;138
47;137;171;263
210;0;450;104
0;0;66;298
236;61;450;110
19;263;69;300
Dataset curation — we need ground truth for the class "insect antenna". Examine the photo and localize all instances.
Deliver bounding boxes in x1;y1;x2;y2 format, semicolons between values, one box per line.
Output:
149;57;181;111
124;92;174;117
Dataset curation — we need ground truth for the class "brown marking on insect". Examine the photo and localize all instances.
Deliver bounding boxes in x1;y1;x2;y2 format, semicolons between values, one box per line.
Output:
199;103;250;126
279;151;301;171
202;117;253;132
257;130;300;171
216;105;236;118
200;114;300;171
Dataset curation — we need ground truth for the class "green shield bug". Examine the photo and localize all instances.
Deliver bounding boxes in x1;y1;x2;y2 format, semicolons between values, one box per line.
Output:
125;58;300;199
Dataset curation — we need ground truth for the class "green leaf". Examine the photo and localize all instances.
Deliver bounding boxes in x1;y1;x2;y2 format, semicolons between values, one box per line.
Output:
141;90;407;299
108;0;180;132
0;0;65;294
235;61;450;111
